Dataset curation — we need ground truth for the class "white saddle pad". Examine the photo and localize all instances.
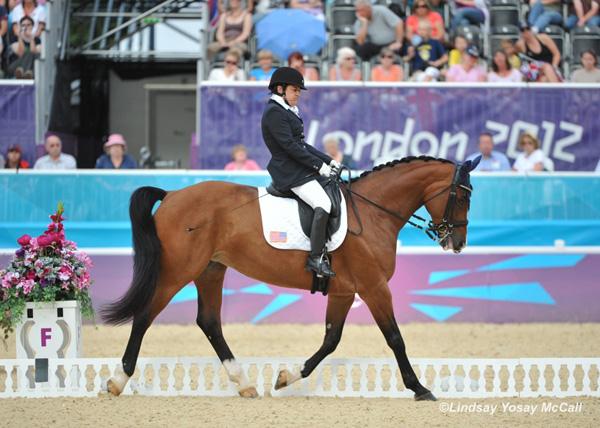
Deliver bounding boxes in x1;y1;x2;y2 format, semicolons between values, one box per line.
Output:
258;187;348;251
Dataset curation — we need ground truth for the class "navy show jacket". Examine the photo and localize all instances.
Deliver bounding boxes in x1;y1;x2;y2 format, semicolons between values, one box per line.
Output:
261;99;332;190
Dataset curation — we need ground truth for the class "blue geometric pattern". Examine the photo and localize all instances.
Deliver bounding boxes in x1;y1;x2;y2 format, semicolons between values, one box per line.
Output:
410;303;463;322
169;282;303;323
251;294;303;323
240;283;273;295
477;254;585;271
429;269;471;284
411;282;556;305
171;285;198;304
171;285;238;304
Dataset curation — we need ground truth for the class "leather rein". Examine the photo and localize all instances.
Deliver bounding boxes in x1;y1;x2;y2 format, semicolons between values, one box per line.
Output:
333;163;472;243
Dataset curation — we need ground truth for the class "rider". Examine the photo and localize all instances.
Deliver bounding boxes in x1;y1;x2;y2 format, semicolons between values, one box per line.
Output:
262;67;340;278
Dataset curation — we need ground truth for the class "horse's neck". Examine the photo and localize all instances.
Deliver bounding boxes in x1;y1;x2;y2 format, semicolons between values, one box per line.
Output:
354;162;448;228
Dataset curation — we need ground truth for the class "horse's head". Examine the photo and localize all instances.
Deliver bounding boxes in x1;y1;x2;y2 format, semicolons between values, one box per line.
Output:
423;156;480;253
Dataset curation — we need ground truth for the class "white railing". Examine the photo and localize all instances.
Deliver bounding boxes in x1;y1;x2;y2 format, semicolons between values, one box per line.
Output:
0;357;598;399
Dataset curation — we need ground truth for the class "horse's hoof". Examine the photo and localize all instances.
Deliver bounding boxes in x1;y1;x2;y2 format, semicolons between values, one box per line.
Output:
238;386;259;398
414;391;437;402
274;369;290;390
107;378;123;396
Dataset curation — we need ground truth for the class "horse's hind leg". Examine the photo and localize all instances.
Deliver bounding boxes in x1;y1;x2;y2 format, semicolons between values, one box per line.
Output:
275;294;355;390
194;261;258;398
361;288;437;402
107;277;186;395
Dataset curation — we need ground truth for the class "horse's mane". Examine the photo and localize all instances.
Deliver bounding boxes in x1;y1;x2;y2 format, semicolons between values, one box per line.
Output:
348;156;455;184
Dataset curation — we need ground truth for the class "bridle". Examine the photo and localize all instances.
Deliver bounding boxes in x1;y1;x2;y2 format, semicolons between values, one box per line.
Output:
422;163;472;242
334;163;472;244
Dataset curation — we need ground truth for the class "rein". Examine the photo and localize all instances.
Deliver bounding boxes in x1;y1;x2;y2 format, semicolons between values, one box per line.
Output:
333;163;472;243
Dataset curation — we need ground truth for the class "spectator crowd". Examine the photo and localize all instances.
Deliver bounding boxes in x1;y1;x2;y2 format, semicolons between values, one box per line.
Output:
203;0;600;83
1;0;597;171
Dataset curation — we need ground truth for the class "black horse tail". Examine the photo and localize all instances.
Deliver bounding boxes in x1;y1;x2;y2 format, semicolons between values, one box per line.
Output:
101;186;167;325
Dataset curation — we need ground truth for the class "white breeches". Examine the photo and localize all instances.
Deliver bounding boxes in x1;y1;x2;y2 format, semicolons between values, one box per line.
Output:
291;180;331;214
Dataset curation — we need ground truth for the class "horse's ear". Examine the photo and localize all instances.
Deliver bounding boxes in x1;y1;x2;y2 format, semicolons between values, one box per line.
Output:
465;156;481;172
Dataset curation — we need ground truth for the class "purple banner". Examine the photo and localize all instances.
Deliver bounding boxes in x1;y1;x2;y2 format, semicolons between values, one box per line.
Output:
8;252;592;324
199;84;600;171
0;84;36;166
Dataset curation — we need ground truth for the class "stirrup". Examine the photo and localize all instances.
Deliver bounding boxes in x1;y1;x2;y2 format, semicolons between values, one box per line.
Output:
315;253;336;278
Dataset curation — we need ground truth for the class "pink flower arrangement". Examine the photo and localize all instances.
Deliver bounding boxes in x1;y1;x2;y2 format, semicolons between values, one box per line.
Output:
0;203;95;340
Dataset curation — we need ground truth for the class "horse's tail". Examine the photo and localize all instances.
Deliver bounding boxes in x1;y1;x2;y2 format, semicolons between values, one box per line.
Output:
101;186;167;325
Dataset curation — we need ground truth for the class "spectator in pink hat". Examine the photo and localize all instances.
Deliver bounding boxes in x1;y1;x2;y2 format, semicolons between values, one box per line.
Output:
95;134;137;169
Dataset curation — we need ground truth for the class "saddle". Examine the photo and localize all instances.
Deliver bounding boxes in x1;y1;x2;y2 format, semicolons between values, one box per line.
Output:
266;181;343;240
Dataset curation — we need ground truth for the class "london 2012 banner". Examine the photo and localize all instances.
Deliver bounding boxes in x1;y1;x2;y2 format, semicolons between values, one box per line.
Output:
0;83;36;164
198;83;600;171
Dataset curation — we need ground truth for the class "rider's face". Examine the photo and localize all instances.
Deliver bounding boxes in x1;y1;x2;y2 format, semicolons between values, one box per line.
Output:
285;85;301;107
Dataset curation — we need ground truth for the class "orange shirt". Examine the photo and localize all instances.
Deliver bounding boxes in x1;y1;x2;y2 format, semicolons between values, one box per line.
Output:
372;65;403;82
405;12;444;39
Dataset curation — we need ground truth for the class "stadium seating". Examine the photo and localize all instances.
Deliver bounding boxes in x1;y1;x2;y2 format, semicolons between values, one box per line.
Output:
247;53;284;76
489;0;521;28
570;26;600;64
489;24;520;56
542;25;568;64
327;0;356;31
452;25;485;57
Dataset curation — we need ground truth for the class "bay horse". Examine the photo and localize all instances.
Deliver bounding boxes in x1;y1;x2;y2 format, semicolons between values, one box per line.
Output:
102;155;480;401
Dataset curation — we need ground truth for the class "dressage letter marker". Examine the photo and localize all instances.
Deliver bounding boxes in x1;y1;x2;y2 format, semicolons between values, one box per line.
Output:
41;328;52;347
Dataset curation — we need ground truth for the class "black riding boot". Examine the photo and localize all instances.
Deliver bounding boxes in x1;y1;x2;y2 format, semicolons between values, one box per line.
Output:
305;207;336;278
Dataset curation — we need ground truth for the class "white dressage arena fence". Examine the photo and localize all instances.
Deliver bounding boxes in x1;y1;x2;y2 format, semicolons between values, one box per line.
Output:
0;357;598;399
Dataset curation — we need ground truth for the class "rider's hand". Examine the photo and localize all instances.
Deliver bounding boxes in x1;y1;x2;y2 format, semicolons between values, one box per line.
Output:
319;163;332;177
330;160;341;170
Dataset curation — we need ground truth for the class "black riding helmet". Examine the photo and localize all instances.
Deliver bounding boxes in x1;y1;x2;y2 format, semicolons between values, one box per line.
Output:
268;66;307;93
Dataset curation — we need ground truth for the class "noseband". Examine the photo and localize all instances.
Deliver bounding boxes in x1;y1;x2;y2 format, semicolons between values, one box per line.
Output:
335;162;472;244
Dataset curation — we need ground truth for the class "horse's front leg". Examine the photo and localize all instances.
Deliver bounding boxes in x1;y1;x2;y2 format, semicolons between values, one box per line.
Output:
275;294;354;390
194;262;258;398
360;287;437;401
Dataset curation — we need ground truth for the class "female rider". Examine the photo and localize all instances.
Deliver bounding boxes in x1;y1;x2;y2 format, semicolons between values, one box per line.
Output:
261;67;340;278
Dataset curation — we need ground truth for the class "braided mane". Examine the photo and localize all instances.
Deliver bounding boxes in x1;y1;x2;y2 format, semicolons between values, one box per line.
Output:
349;156;455;184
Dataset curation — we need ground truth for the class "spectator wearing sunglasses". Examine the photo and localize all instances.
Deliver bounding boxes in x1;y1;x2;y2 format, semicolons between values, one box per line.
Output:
405;0;445;44
208;48;247;81
512;132;546;172
329;47;363;81
371;47;404;81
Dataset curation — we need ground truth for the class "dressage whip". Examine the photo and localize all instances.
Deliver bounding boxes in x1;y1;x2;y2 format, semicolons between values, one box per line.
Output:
186;172;318;232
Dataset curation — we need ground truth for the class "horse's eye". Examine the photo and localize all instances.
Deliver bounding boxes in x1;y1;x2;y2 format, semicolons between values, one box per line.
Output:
456;198;466;207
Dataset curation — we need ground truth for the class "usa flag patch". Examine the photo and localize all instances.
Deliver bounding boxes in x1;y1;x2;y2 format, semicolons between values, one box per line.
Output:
269;231;287;243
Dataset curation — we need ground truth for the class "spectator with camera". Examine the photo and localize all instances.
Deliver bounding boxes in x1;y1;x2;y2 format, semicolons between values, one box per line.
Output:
10;0;45;39
7;16;40;79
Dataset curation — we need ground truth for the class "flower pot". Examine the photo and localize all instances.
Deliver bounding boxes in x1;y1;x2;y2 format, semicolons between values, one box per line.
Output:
15;300;83;388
